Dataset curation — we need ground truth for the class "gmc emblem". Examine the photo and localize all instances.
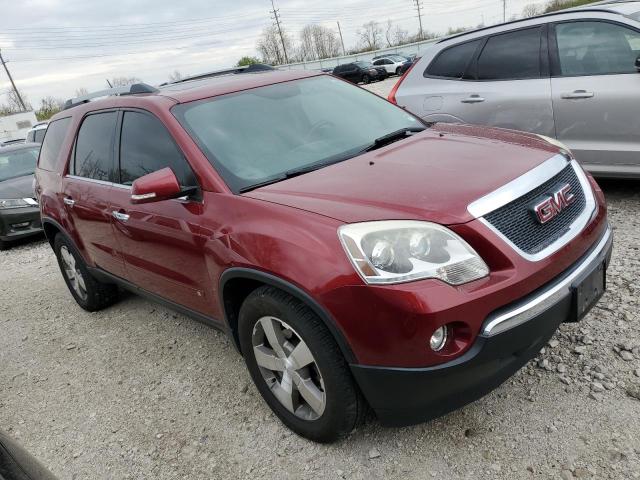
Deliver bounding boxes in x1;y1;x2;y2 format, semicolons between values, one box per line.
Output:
531;183;576;224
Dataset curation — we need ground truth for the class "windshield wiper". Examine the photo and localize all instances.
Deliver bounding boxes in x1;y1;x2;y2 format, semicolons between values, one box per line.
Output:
361;126;426;153
238;154;359;193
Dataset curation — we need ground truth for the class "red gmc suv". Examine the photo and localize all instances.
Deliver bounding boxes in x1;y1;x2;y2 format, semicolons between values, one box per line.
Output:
35;70;612;443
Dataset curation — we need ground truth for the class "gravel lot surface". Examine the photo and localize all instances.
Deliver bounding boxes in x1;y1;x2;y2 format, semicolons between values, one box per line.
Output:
1;78;639;480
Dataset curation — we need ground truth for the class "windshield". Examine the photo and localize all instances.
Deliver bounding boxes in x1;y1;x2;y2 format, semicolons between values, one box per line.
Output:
173;75;423;192
355;61;374;68
0;147;40;182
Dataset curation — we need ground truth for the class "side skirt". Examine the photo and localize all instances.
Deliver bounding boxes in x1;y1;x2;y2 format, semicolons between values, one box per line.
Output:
88;267;235;347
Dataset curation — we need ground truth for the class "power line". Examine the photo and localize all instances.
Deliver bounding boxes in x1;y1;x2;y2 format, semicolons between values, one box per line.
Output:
270;0;289;64
0;49;27;111
336;21;346;56
413;0;425;40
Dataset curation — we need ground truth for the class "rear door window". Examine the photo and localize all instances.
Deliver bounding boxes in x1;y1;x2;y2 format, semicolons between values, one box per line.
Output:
477;27;543;80
426;39;481;79
38;117;71;171
118;111;196;187
555;21;640;76
73;111;117;182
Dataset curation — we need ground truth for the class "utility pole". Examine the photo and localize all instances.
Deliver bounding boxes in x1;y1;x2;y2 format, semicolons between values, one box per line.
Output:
503;0;506;22
336;21;346;56
0;49;27;112
270;0;289;65
413;0;424;40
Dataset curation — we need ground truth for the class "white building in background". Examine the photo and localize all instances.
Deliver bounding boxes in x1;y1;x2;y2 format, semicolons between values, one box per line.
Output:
0;111;38;143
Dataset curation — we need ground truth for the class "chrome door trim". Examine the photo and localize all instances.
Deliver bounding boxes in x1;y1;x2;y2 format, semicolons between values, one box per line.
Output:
482;225;611;336
467;154;569;218
65;175;131;190
111;211;130;222
66;175;113;187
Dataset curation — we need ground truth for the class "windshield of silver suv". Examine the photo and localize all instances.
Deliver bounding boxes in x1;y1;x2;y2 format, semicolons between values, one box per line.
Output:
173;76;424;192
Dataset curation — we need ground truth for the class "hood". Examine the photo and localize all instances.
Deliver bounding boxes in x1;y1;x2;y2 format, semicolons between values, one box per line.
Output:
0;174;35;199
244;124;559;225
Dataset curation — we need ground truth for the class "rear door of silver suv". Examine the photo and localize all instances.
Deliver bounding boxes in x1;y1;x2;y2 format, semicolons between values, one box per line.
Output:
549;17;640;177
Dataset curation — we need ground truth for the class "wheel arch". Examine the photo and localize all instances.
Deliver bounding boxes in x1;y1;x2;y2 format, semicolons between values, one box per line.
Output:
219;267;357;364
42;217;68;248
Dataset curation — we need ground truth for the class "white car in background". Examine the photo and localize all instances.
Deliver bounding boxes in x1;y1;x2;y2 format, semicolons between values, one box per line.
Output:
372;55;408;75
25;122;48;144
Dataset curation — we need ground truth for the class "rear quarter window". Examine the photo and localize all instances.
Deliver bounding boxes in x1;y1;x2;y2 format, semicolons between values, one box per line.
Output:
425;39;481;79
38;117;71;172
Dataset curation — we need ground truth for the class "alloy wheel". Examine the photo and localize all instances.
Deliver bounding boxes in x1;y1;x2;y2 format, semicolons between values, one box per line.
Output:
252;316;326;420
60;246;87;301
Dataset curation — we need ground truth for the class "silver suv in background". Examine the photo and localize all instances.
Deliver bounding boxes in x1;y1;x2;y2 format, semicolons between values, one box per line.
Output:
391;1;640;178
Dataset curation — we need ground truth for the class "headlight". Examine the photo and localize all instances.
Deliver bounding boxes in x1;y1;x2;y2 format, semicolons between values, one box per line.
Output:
0;198;35;209
338;220;489;285
536;134;573;156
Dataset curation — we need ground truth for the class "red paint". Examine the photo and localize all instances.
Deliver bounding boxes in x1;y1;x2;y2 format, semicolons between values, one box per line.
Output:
131;167;182;204
36;71;608;369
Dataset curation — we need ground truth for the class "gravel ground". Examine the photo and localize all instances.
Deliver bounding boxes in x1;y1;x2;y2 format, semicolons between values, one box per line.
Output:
1;78;639;480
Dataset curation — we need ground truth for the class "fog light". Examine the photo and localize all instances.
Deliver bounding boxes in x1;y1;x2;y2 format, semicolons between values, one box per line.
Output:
429;326;448;352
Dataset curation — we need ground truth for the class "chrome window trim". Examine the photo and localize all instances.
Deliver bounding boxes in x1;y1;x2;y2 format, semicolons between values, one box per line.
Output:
468;156;597;262
482;225;611;336
66;175;131;190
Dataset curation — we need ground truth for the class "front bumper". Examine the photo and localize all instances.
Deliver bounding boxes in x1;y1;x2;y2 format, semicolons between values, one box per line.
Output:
0;206;42;242
350;226;613;427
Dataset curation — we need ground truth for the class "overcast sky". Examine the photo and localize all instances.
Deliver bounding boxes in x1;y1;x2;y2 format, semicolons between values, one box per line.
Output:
0;0;550;108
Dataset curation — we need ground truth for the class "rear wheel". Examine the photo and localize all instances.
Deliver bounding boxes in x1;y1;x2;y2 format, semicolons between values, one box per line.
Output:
361;74;371;84
239;286;366;443
53;234;119;311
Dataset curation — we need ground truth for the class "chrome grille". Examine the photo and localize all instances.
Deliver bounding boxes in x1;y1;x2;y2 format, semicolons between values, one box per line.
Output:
484;164;586;255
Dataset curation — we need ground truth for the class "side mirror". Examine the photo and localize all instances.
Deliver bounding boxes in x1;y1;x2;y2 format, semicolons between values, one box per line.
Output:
130;167;188;204
636;55;640;71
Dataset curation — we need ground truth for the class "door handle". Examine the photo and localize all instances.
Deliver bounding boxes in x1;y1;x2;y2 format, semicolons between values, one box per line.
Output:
561;90;594;99
461;95;485;104
63;197;75;207
112;210;130;222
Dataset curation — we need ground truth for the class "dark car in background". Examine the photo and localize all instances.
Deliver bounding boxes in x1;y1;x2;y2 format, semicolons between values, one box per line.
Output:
332;61;387;84
0;142;42;249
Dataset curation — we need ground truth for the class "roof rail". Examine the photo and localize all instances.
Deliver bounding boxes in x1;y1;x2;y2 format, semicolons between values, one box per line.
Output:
63;83;159;110
437;6;623;44
161;63;275;86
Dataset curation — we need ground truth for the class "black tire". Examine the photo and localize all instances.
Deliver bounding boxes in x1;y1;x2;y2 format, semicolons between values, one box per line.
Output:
239;286;366;443
0;239;9;251
361;74;370;84
53;233;119;311
395;67;401;76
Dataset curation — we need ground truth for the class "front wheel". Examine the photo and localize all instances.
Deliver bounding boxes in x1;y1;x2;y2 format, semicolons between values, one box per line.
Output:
361;74;370;84
238;286;366;443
